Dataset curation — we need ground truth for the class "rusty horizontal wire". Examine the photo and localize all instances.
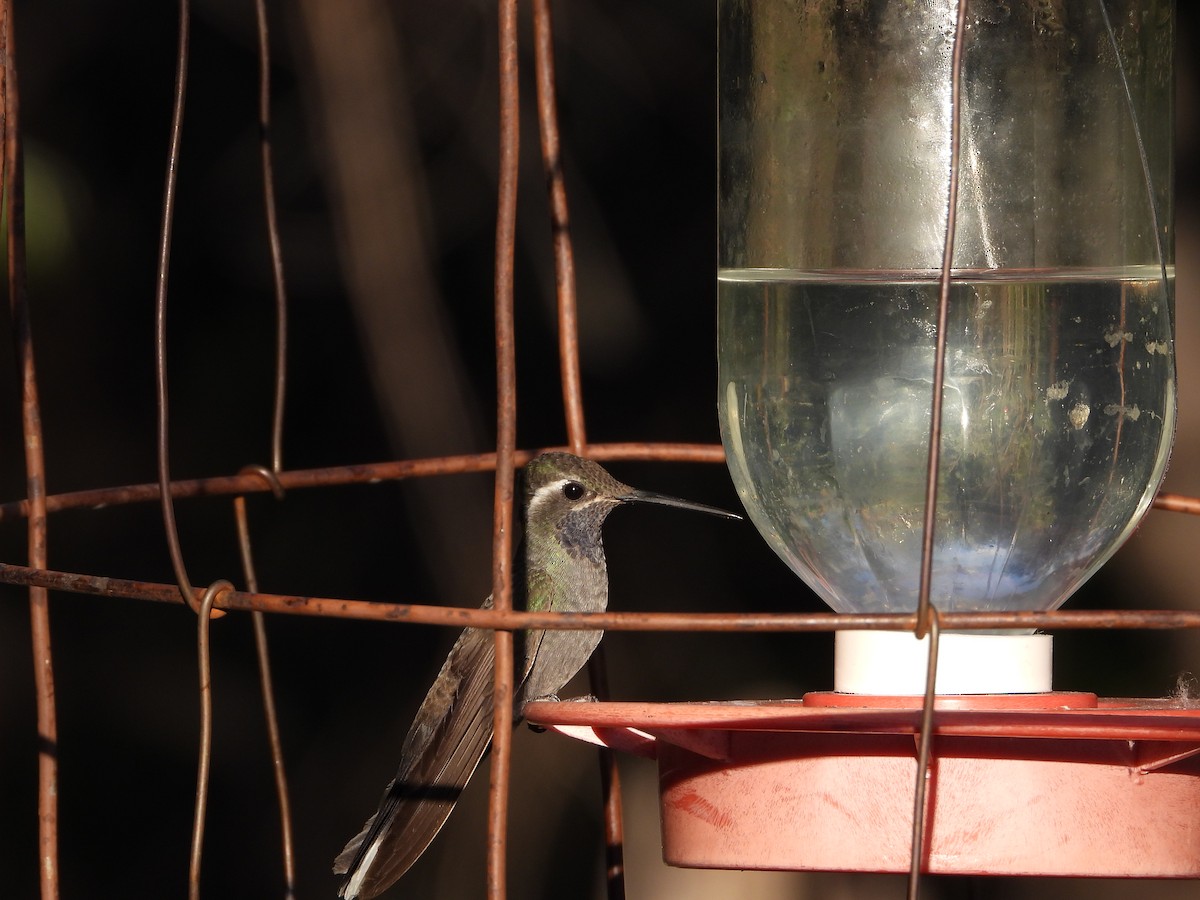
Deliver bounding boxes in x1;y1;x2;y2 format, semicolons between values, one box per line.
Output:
0;443;728;522
1152;492;1200;515
0;446;1189;526
1;560;1198;632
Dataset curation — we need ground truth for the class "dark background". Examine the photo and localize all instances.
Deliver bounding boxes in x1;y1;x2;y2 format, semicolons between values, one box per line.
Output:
0;2;1198;898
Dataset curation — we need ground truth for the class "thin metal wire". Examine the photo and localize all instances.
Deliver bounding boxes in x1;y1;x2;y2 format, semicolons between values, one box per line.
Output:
915;0;968;642
7;558;1200;633
234;468;296;900
489;0;521;895
1153;492;1200;514
248;605;296;899
0;442;728;522
584;652;626;897
254;0;288;477
250;3;295;891
586;648;627;896
189;580;232;900
156;0;196;609
533;0;587;450
907;610;941;900
1096;0;1173;317
3;5;58;895
1;443;1194;525
909;4;968;894
531;1;626;891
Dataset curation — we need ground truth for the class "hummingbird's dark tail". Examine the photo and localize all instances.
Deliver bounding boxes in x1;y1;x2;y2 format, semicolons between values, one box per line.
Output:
334;598;498;899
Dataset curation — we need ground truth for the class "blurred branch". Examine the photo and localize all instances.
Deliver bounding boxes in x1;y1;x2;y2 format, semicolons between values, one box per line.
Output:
293;0;490;602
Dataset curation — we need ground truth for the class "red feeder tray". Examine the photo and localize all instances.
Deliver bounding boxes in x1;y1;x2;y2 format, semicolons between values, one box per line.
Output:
524;693;1200;877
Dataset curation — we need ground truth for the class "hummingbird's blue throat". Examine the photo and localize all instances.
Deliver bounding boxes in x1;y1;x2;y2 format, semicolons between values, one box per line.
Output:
555;509;607;564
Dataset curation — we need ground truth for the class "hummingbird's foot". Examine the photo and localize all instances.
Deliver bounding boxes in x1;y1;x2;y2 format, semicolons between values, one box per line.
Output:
523;693;596;733
521;693;560;732
525;692;598;704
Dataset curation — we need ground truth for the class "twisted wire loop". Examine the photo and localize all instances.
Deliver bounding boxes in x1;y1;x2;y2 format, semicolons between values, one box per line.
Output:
241;463;287;502
189;579;234;900
234;465;295;898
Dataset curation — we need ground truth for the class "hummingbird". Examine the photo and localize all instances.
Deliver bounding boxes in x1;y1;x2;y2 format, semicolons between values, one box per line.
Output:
333;451;740;898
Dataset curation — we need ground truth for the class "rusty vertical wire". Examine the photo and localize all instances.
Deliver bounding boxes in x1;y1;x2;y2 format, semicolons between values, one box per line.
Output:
583;661;625;894
248;3;297;895
254;0;288;476
189;580;232;900
530;3;626;895
234;479;295;899
532;0;586;450
155;4;229;895
909;2;968;897
1097;0;1171;472
155;0;198;609
907;610;941;900
489;0;521;896
3;6;59;896
583;646;626;896
915;0;967;639
247;606;296;897
1096;0;1173;311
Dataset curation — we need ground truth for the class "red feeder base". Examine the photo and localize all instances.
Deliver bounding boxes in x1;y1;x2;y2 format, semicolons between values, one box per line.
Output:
524;693;1200;877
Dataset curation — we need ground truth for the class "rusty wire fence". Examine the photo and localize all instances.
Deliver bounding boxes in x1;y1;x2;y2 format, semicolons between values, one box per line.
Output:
2;2;1200;899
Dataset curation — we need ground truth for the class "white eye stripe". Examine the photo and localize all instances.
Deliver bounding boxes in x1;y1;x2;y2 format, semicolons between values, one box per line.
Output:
528;478;605;514
528;478;573;514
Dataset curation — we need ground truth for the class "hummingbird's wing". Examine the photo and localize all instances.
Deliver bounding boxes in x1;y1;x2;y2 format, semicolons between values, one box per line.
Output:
334;599;498;899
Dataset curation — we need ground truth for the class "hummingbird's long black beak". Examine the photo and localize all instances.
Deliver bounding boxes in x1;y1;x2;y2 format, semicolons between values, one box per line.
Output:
622;489;742;520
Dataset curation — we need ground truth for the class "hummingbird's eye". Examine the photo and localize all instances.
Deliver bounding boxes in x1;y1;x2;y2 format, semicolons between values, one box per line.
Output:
562;481;585;501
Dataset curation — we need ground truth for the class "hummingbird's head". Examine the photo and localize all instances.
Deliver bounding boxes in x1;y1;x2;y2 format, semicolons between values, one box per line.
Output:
524;453;633;546
523;452;741;562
